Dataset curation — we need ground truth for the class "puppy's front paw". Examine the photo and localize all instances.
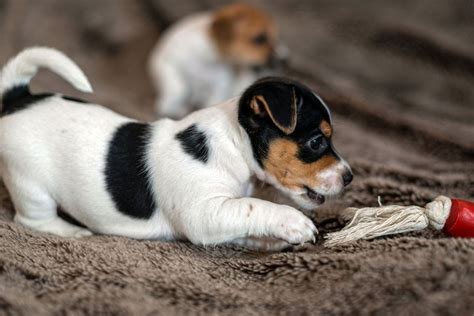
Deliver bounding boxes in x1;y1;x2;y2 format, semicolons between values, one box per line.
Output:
270;207;318;245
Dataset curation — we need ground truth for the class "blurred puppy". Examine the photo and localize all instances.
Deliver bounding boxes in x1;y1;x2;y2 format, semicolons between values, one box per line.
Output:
149;3;288;118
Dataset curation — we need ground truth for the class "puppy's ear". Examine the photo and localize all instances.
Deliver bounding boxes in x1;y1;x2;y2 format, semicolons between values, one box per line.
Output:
210;4;249;51
249;85;297;134
211;4;255;51
210;15;232;45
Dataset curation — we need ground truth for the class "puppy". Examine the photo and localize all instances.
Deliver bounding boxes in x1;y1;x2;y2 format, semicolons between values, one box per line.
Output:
0;48;352;251
148;3;288;119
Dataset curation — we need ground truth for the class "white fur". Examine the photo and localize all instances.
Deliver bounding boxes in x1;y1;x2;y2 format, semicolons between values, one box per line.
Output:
0;47;92;95
148;13;273;118
1;48;316;251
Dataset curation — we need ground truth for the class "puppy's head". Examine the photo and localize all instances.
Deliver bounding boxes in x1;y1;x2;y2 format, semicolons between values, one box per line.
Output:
209;4;286;67
239;77;353;210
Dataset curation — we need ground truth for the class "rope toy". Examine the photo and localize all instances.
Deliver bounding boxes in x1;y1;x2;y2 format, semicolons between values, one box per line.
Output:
325;196;474;247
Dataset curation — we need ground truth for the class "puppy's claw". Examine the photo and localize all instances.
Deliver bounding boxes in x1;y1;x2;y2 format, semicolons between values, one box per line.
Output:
313;225;319;235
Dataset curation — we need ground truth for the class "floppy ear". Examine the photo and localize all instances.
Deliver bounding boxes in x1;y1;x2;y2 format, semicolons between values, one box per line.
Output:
210;15;233;46
211;4;254;53
250;85;297;134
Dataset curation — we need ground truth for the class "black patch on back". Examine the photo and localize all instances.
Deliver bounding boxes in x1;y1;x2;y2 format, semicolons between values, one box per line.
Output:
1;85;53;115
176;124;209;163
105;122;157;219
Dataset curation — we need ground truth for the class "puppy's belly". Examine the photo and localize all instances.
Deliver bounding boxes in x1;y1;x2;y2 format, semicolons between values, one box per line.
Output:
83;208;177;240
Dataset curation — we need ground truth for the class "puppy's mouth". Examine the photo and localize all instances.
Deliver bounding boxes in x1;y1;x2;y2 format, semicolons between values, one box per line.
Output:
304;186;325;205
251;64;265;72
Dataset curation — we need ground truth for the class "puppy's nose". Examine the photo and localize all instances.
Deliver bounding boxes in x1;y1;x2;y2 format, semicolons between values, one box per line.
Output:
267;54;288;69
342;171;353;187
268;45;290;68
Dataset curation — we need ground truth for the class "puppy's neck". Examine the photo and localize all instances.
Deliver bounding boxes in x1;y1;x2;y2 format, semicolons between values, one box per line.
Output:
218;99;268;182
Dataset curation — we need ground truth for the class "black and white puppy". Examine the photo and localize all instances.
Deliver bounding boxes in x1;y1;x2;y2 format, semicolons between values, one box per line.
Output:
0;48;352;251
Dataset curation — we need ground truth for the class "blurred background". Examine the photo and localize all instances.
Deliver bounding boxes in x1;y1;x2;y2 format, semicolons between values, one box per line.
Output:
0;2;473;314
0;0;473;205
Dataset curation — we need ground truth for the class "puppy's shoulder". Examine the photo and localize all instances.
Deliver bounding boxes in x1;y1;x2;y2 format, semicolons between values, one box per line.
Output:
168;12;212;37
172;100;245;163
153;13;214;62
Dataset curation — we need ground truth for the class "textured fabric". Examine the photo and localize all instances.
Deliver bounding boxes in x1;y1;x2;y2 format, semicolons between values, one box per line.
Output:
1;0;473;315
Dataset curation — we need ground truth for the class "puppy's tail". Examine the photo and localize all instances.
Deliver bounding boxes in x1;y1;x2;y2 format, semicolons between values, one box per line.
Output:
0;47;92;111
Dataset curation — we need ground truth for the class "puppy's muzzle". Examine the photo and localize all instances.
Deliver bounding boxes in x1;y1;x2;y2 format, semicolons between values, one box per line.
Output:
268;44;290;69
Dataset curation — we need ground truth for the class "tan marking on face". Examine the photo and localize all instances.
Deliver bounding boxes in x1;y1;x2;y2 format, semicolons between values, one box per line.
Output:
263;139;338;190
209;4;277;66
320;120;332;138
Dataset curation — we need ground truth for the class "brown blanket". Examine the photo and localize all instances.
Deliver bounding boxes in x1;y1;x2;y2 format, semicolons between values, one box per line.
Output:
1;1;473;315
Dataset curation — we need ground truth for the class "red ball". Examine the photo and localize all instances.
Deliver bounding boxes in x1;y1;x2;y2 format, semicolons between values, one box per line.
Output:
443;199;474;238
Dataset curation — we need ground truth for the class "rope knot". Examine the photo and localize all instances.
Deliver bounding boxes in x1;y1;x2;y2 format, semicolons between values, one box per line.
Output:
425;195;451;230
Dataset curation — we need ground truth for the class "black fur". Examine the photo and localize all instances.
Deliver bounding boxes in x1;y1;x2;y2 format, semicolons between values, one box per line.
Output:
61;95;87;103
176;124;209;163
1;85;89;116
58;209;87;228
105;122;157;219
1;85;53;115
297;140;340;164
253;83;297;133
238;77;336;166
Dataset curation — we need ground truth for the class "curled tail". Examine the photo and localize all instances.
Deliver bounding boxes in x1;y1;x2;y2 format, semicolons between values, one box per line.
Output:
0;47;92;115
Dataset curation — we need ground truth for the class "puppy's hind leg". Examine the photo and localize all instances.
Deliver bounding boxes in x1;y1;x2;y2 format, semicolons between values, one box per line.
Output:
4;176;92;238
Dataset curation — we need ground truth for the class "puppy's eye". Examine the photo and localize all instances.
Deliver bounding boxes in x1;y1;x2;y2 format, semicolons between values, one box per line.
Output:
308;136;324;151
252;33;268;45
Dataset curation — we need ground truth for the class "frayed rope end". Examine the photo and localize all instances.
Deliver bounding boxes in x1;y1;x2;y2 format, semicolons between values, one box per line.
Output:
324;196;451;247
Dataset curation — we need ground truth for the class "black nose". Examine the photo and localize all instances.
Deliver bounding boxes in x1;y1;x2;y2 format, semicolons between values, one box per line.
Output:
342;171;353;186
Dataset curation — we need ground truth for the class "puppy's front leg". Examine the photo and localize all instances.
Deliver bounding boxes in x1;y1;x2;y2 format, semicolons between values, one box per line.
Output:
185;197;317;246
